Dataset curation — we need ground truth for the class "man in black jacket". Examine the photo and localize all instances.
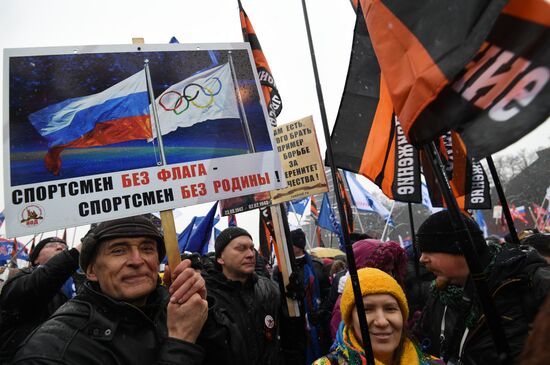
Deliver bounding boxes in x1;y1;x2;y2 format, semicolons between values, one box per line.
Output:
0;236;81;363
200;226;282;365
274;228;331;365
415;210;550;365
12;215;208;365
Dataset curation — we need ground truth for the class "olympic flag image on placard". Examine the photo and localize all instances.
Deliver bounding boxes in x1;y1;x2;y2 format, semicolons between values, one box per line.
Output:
153;62;240;138
3;43;285;237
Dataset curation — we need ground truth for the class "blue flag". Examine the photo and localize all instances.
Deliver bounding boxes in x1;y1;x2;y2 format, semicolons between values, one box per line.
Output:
318;193;345;250
184;202;219;255
286;197;310;216
344;171;394;226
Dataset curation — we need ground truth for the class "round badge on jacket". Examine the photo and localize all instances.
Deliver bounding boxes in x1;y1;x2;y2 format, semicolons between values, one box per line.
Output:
264;314;275;329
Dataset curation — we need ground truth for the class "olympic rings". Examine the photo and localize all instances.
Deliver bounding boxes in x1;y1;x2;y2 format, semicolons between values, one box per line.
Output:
158;76;224;115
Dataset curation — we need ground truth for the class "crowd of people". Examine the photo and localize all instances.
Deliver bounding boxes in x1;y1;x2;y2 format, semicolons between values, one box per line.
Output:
0;210;549;365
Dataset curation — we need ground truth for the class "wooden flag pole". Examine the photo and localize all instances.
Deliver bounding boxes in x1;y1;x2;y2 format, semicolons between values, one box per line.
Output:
300;1;374;363
132;37;181;269
270;204;300;317
424;142;510;364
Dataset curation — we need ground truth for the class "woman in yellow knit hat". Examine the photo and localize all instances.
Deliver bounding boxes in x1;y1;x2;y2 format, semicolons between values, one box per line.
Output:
313;268;443;365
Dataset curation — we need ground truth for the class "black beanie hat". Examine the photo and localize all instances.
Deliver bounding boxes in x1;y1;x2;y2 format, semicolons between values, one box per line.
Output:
80;215;165;272
215;227;252;258
522;233;550;256
29;237;66;265
290;228;306;250
417;210;487;256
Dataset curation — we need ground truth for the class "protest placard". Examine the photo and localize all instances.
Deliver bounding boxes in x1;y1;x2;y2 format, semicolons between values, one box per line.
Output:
3;43;284;237
270;116;327;204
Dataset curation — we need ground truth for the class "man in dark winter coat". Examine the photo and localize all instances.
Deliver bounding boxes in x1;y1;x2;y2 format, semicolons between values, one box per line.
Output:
12;215;208;365
415;210;550;365
0;237;81;363
200;226;282;365
273;228;331;365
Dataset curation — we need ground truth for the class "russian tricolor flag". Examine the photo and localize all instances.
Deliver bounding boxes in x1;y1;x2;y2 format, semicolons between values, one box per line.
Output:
29;70;151;175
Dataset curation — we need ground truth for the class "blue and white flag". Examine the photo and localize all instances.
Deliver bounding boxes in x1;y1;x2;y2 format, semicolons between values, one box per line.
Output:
474;210;488;238
318;193;345;250
344;171;394;225
421;179;444;214
286;196;310;216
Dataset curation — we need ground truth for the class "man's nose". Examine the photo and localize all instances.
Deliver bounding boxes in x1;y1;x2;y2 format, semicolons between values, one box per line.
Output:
127;248;145;264
419;253;428;263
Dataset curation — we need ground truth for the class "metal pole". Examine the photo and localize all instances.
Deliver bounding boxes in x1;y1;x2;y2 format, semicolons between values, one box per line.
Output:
300;0;374;362
424;142;510;364
485;155;520;244
71;227;77;248
380;200;395;241
407;202;420;279
144;60;167;165
228;51;256;153
288;201;311;250
354;206;365;232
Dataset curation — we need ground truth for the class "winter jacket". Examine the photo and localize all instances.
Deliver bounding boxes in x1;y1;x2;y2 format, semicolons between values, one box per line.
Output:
274;254;332;364
201;266;282;365
416;245;550;365
11;281;204;365
313;322;444;365
0;248;81;363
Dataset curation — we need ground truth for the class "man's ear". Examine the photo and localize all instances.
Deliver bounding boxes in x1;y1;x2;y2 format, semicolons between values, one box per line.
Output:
216;257;224;266
86;263;98;282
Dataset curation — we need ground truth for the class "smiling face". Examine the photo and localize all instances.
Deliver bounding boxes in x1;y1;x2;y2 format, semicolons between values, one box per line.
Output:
351;294;403;363
86;237;159;307
217;235;256;283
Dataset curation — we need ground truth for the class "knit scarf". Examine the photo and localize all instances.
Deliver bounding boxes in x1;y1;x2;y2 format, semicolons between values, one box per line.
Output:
303;253;322;363
313;322;443;365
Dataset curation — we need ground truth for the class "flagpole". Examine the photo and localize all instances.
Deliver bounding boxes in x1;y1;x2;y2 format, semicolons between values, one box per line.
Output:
9;235;36;267
288;201;303;226
353;206;365;233
527;206;538;229
407;202;421;279
71;227;77;248
380;200;395;241
535;195;548;231
485;155;519;244
228;51;256;153
300;0;374;362
143;58;181;269
144;60;167;165
424;142;511;364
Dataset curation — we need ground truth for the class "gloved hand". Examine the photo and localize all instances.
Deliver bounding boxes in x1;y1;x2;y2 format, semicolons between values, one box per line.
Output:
285;271;305;301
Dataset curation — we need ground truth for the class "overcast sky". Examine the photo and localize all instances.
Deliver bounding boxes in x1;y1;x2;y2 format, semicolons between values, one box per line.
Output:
1;0;548;245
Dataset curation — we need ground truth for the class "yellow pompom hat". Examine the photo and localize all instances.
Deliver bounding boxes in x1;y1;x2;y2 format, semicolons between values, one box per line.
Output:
340;268;409;325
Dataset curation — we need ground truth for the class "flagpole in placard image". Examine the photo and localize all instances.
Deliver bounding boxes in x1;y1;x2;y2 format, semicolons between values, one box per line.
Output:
144;59;167;165
228;51;255;153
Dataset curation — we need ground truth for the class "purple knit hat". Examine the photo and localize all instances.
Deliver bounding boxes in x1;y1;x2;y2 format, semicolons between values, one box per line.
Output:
352;239;408;286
